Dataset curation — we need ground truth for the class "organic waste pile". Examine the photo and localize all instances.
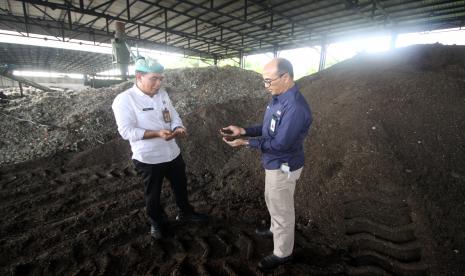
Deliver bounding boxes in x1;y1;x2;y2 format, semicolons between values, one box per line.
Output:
0;44;464;275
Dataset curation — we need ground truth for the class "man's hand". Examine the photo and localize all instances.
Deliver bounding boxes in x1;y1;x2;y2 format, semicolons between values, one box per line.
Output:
220;125;245;137
157;129;173;139
166;127;187;140
143;129;172;139
223;137;248;147
174;127;187;138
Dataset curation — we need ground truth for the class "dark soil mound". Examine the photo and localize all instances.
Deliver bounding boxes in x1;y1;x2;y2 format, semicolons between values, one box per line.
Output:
296;43;465;275
0;44;464;275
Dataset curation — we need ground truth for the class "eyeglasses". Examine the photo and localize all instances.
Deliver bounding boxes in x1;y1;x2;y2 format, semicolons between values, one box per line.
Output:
262;73;286;87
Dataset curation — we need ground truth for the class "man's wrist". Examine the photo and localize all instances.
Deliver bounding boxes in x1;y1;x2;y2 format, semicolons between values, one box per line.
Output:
240;128;246;136
143;130;158;139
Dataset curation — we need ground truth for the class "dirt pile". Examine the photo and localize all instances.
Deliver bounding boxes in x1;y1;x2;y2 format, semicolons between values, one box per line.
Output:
0;66;280;275
0;66;266;165
0;44;464;275
296;43;465;275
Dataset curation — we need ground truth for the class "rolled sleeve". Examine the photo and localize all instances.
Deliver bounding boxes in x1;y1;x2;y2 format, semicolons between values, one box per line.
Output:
112;95;146;142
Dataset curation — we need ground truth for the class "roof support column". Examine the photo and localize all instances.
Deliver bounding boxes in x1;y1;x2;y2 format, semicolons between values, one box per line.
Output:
273;46;278;58
319;37;327;72
390;29;398;50
18;82;23;97
239;50;244;69
164;8;168;44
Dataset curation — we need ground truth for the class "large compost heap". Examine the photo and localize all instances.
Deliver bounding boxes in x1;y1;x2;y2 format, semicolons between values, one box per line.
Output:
0;44;464;275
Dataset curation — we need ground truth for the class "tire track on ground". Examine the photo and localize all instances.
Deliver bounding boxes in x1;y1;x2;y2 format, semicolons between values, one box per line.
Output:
343;187;428;276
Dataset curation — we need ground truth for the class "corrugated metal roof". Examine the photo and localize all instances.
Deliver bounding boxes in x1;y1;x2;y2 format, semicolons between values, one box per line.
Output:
0;0;464;73
0;42;112;73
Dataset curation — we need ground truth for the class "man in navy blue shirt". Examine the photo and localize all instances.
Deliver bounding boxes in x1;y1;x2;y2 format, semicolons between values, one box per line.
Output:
221;58;312;270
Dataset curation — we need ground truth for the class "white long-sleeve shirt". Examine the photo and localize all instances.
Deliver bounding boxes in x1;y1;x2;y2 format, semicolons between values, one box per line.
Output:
112;84;184;164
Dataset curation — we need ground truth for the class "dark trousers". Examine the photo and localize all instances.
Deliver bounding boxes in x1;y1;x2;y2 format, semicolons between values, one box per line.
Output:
133;154;193;227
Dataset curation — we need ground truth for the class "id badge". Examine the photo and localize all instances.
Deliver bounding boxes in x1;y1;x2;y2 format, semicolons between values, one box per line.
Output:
162;108;171;123
270;114;278;133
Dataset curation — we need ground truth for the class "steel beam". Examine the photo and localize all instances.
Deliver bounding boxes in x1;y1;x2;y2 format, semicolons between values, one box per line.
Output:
0;14;215;59
137;0;270;50
177;0;292;39
22;1;28;36
17;0;237;56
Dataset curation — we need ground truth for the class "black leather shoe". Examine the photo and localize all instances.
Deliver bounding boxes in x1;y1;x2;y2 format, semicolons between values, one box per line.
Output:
258;254;293;270
150;225;162;240
176;211;208;223
255;227;273;237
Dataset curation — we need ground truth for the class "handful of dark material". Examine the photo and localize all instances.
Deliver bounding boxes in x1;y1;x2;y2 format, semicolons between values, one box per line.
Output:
220;128;234;135
220;128;237;141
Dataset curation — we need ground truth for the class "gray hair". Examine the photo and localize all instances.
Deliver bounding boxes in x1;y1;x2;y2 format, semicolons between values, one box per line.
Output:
276;58;294;79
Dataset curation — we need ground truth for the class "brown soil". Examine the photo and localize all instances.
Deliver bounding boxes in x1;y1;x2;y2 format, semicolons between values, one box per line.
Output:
1;44;464;275
296;44;465;275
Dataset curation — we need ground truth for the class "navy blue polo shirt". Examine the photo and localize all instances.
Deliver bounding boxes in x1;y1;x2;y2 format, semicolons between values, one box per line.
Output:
245;85;312;171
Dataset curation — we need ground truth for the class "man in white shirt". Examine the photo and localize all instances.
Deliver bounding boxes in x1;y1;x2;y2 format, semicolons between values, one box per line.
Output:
112;57;207;240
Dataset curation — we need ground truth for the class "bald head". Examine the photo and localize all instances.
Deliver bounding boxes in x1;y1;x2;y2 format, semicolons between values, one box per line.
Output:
264;58;294;80
262;58;295;95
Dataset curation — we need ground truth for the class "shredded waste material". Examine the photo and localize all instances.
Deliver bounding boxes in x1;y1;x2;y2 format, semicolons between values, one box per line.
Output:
0;44;464;275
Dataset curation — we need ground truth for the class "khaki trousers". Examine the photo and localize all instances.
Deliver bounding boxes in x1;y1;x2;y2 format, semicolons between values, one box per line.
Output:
264;167;303;258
